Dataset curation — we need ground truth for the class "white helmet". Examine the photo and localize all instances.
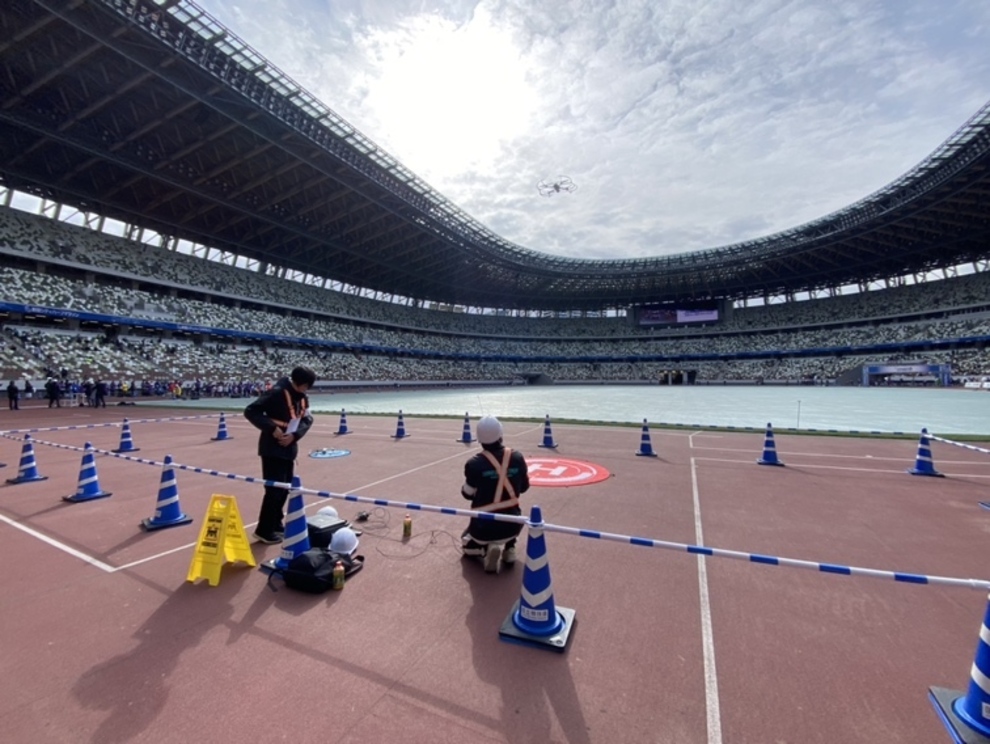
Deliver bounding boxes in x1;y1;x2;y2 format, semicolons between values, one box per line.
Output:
330;526;359;556
317;505;339;519
476;415;503;445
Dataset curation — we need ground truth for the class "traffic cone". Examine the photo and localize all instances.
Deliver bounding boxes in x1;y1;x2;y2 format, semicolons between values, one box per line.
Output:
262;476;311;573
499;506;576;652
111;418;140;453
756;423;784;466
635;419;658;457
334;409;350;435
929;593;990;740
908;428;943;477
391;410;409;439
211;412;232;441
63;442;112;502
457;412;474;443
538;415;558;449
5;433;48;484
141;455;192;530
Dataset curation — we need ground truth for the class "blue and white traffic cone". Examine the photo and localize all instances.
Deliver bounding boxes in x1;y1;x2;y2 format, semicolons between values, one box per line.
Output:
112;418;140;453
141;455;192;530
5;433;48;484
457;413;474;443
262;476;311;573
499;505;576;652
391;410;409;439
635;419;658;457
929;593;990;740
538;415;558;449
756;423;784;466
908;428;943;477
63;442;112;502
211;412;232;441
334;409;350;436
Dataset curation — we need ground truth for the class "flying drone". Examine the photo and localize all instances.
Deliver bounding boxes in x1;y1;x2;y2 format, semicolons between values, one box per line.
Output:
537;175;577;197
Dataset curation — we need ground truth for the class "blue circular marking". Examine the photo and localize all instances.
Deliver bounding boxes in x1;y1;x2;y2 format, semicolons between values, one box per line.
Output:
309;448;351;459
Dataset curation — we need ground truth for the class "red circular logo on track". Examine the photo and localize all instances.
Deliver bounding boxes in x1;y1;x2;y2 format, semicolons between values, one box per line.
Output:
526;458;611;487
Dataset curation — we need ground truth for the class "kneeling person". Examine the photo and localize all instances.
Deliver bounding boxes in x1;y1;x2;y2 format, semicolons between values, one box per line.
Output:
461;416;529;573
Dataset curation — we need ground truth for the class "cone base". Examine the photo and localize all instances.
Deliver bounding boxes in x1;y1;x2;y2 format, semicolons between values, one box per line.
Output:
112;447;140;453
757;458;785;467
391;434;409;439
63;490;112;503
909;468;945;477
210;435;232;441
141;514;193;531
334;431;351;436
6;474;48;484
929;686;990;743
458;437;475;443
499;600;576;653
636;450;658;457
538;443;558;449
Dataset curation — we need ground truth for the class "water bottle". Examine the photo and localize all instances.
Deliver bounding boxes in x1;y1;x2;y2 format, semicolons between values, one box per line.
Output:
332;560;345;590
403;513;412;538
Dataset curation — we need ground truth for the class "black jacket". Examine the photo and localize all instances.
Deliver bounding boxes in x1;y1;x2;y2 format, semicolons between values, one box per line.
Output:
244;377;313;460
461;443;529;543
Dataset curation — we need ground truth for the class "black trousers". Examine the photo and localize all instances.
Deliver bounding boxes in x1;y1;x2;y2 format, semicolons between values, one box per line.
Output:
257;456;295;536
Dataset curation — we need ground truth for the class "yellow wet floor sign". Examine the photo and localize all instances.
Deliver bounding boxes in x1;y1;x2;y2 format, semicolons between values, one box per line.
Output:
186;494;256;585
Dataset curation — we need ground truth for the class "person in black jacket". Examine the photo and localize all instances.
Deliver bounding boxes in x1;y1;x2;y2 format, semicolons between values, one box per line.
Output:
45;377;61;408
461;415;530;574
243;366;316;543
7;380;19;410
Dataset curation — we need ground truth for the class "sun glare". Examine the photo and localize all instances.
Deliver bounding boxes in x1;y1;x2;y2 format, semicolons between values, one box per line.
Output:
365;8;536;180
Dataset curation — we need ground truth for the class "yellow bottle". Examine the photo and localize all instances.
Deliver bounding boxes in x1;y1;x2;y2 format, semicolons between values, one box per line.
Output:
403;513;412;538
332;560;345;590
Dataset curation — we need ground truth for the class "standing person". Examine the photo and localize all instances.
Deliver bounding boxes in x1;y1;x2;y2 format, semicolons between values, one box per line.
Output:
23;379;34;400
94;379;107;408
243;366;316;544
45;377;61;408
6;380;19;410
460;415;530;574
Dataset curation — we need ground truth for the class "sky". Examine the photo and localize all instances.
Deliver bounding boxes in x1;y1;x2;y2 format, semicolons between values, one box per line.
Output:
188;0;990;261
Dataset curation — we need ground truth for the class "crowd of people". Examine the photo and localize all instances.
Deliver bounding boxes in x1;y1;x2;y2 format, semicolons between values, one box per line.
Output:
1;204;989;391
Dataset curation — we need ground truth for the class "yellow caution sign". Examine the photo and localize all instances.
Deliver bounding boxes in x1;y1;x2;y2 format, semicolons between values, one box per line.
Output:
186;494;256;586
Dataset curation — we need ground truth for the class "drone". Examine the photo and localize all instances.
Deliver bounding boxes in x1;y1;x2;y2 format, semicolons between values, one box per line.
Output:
537;176;577;197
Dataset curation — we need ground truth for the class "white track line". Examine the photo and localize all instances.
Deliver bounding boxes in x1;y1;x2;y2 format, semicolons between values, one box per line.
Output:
692;456;723;744
0;512;115;572
691;445;990;464
692;456;990;477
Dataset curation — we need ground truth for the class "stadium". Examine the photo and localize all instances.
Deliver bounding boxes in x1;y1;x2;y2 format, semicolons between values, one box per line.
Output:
1;1;990;392
2;2;990;744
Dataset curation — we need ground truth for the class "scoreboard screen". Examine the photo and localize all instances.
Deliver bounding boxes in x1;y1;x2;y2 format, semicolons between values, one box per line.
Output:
636;305;719;326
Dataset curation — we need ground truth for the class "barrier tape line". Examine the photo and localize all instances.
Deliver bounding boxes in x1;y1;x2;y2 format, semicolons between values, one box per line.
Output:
931;434;990;456
0;413;220;436
6;434;989;591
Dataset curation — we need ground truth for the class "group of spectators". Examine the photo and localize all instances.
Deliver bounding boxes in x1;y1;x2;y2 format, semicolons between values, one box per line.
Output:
1;204;989;387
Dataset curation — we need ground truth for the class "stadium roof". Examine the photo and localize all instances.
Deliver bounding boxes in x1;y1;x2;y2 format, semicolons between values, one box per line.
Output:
1;0;989;312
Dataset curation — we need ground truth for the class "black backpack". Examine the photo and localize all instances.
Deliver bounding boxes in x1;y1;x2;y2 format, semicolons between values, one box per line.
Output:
269;548;364;593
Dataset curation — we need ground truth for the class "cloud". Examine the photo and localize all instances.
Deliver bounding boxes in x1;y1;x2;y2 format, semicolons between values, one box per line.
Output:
197;0;990;259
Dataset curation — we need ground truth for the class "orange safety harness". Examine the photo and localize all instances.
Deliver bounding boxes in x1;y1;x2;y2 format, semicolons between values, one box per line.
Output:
474;448;520;512
269;388;308;429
